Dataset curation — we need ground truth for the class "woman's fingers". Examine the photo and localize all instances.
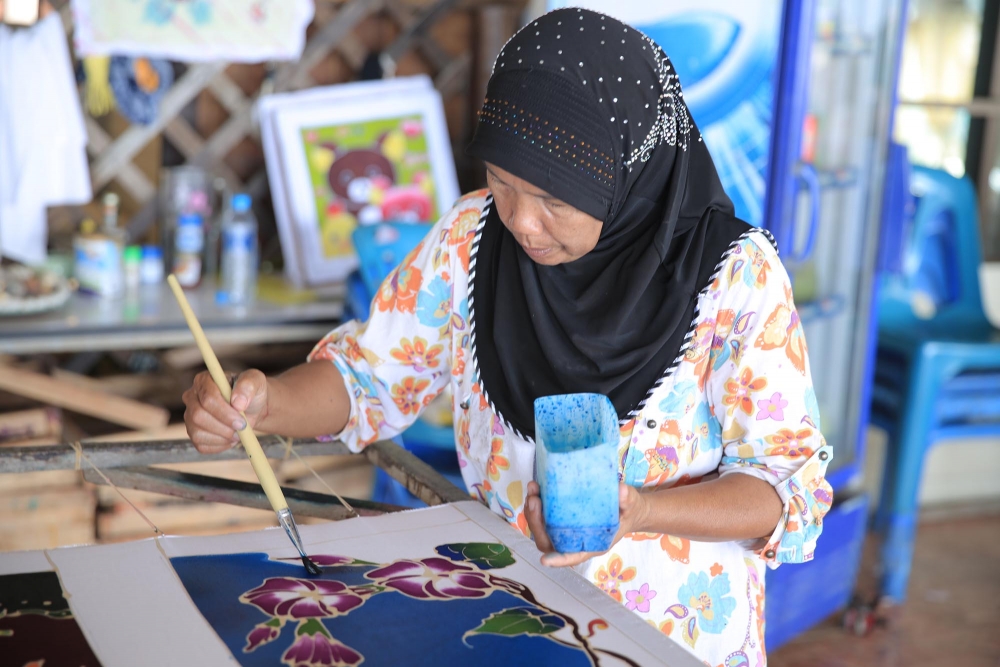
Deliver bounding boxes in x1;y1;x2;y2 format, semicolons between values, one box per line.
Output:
230;369;268;428
183;371;247;454
524;482;555;556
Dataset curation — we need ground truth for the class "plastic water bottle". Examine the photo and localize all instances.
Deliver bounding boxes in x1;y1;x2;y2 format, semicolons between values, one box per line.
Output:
217;193;258;306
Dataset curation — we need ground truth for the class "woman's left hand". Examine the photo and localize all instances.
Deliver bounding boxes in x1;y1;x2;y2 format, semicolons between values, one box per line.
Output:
524;480;649;568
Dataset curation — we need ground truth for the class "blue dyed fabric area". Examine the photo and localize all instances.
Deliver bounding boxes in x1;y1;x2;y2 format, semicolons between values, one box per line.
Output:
171;553;592;667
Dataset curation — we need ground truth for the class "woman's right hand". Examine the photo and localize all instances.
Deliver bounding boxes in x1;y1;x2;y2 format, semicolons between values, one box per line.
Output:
182;370;269;454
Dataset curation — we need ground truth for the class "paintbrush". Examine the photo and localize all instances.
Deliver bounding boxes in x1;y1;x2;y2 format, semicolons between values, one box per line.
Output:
166;274;321;576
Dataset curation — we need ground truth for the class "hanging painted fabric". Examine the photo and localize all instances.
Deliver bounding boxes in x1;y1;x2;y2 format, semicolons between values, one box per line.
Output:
108;56;173;126
0;13;92;265
70;0;315;63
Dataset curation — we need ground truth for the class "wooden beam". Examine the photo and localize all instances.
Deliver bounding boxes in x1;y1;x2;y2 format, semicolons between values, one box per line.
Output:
362;439;467;506
383;0;459;67
0;408;61;444
0;367;169;431
435;52;471;97
208;74;251;117
163;117;206;159
276;0;380;91
384;1;453;72
0;437;351;473
82;466;400;519
84;116;155;203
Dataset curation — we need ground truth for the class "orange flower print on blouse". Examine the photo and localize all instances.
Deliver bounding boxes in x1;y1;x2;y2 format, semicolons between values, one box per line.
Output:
683;319;715;390
486;436;510;481
391;377;430;415
764;427;816;458
723;368;767;416
646;420;682;486
754;284;808;375
374;247;424;314
594;554;637;603
389;336;444;373
629;532;691;564
448;206;482;274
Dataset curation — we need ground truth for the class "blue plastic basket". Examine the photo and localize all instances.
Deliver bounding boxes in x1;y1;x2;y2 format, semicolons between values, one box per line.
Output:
764;493;869;651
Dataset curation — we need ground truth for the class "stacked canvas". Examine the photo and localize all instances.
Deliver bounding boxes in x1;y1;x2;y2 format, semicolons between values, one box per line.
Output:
258;76;460;288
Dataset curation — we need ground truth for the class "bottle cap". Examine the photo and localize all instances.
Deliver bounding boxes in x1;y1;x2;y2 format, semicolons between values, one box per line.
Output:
142;245;163;259
124;246;142;263
80;219;96;235
231;193;252;212
178;213;203;227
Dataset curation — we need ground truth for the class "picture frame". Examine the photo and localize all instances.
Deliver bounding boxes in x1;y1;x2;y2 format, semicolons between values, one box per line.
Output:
259;76;458;287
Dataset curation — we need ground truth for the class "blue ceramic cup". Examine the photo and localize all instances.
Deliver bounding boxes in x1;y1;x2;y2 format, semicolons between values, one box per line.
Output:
534;393;619;553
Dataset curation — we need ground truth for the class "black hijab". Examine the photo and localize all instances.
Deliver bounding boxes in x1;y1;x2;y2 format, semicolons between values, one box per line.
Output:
467;8;750;440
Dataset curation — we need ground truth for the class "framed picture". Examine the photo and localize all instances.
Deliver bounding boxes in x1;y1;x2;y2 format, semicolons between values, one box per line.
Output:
257;76;435;287
262;77;458;287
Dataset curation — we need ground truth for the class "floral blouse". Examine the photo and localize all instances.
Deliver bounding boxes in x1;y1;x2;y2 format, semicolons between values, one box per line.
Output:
309;191;834;667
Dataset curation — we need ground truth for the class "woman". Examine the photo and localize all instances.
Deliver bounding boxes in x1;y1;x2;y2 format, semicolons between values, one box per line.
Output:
184;8;832;665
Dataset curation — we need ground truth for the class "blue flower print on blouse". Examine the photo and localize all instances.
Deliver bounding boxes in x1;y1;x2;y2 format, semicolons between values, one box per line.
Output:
676;571;737;635
416;276;451;329
659;380;697;419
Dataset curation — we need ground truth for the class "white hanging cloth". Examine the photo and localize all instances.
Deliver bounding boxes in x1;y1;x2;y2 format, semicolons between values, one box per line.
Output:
0;13;92;265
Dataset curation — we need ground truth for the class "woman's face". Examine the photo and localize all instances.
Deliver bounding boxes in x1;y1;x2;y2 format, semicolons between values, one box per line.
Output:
485;163;602;265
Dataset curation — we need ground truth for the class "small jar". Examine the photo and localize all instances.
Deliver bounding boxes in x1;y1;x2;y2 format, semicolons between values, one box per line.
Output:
173;213;205;289
140;246;165;285
123;245;142;291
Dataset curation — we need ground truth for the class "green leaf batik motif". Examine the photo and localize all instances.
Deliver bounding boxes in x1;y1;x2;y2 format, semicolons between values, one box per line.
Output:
435;543;516;570
464;606;565;645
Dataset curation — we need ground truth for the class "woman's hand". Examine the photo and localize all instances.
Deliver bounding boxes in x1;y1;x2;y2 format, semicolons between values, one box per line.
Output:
524;480;649;568
182;370;269;454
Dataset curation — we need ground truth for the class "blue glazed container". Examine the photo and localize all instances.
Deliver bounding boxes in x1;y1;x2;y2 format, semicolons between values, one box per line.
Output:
534;393;619;553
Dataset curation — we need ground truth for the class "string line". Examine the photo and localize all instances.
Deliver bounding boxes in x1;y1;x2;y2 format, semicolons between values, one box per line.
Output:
68;441;162;536
277;436;357;518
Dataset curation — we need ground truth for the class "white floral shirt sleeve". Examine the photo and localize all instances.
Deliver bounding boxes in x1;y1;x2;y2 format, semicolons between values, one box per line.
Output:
705;234;834;567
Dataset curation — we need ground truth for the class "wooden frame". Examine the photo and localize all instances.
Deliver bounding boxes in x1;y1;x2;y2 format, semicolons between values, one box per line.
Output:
0;437;468;514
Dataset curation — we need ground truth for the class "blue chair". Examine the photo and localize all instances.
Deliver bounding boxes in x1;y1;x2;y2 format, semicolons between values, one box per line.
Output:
870;166;1000;604
345;222;465;507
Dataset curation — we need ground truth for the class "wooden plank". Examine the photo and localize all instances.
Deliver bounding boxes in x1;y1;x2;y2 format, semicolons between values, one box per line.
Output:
0;469;82;495
0;366;170;431
82;466;400;519
3;486;95;514
0;438;352;473
362;439;467;506
0;408;61;444
91;63;226;191
83;423;190;443
161;342;251;370
0;521;96;551
98;499;273;540
51;368;185;401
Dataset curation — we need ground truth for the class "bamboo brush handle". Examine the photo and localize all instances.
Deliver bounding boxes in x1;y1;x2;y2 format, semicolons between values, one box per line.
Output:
166;275;289;512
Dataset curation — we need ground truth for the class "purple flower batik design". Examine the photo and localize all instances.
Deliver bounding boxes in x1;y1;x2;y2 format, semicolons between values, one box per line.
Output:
283;619;363;667
245;618;284;652
241;577;365;619
364;557;495;599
